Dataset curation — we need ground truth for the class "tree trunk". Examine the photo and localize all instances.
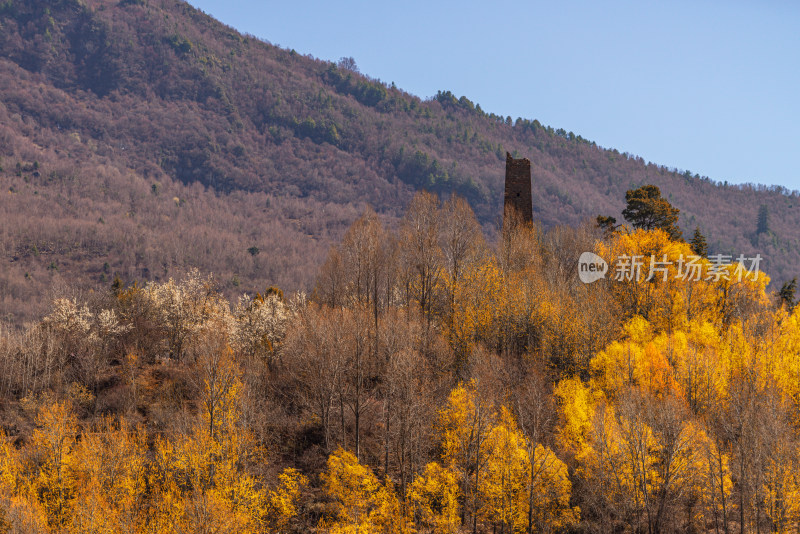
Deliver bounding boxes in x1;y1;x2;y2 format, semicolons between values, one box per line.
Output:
384;396;390;476
339;392;346;450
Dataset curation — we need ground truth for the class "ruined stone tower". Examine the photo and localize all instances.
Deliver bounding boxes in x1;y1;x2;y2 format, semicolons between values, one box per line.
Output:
503;152;533;224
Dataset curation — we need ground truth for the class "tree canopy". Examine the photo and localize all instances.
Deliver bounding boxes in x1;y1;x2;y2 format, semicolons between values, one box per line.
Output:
690;226;708;256
622;184;683;240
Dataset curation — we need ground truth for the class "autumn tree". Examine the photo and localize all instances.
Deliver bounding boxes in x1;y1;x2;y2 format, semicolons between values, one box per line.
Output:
191;326;241;441
338;306;375;462
70;417;148;533
527;444;577;534
515;368;576;534
315;247;347;308
282;304;346;451
438;381;495;533
264;468;308;533
321;448;407;533
28;401;79;530
479;406;530;533
407;462;461;533
439;195;485;325
0;428;49;533
337;208;389;312
283;304;377;459
378;310;441;493
398;191;443;324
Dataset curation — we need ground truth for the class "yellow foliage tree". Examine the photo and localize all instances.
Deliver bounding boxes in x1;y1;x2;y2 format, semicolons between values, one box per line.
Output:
767;307;800;426
590;316;679;400
146;338;272;533
684;422;732;533
28;402;79;530
265;467;308;533
526;444;578;533
669;321;730;414
597;228;716;331
478;406;530;533
553;376;601;454
321;448;408;534
0;431;49;534
69;417;148;533
0;432;20;497
445;257;507;360
438;381;494;531
406;462;460;533
147;437;188;534
574;399;660;531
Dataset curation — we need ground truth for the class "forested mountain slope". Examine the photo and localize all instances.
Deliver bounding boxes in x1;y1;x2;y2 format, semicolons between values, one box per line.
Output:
0;0;797;323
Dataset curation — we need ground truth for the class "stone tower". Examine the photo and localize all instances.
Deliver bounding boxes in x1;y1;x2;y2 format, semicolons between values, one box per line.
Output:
503;152;533;224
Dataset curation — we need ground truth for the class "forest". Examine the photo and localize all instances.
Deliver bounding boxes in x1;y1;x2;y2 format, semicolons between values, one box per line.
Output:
1;189;798;533
1;0;800;326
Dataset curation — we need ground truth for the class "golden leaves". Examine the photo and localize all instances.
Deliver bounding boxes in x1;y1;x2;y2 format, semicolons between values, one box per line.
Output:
406;462;460;533
321;448;409;534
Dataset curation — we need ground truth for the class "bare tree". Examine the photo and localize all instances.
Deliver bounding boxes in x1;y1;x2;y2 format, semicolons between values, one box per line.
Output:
440;195;485;309
282;304;346;452
379;309;439;495
398;192;443;325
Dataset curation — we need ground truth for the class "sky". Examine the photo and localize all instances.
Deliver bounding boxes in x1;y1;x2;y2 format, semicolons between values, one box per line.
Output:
186;0;800;190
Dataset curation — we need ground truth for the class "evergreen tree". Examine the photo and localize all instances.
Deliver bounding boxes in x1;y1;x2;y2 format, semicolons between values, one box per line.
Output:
779;278;796;311
757;204;769;235
690;227;708;257
621;185;682;241
596;215;617;236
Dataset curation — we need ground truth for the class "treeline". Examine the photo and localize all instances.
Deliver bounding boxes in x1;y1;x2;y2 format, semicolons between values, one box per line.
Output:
2;191;799;533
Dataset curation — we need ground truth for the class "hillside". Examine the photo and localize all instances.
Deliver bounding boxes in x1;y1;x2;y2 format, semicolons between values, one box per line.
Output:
0;0;798;324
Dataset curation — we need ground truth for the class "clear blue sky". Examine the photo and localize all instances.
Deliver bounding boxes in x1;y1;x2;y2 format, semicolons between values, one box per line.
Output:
187;0;800;190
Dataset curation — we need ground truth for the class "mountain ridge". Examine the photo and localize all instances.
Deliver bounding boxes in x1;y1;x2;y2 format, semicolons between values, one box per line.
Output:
0;0;797;324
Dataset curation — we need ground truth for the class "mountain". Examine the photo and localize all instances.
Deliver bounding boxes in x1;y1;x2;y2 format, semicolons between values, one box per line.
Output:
0;0;798;324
